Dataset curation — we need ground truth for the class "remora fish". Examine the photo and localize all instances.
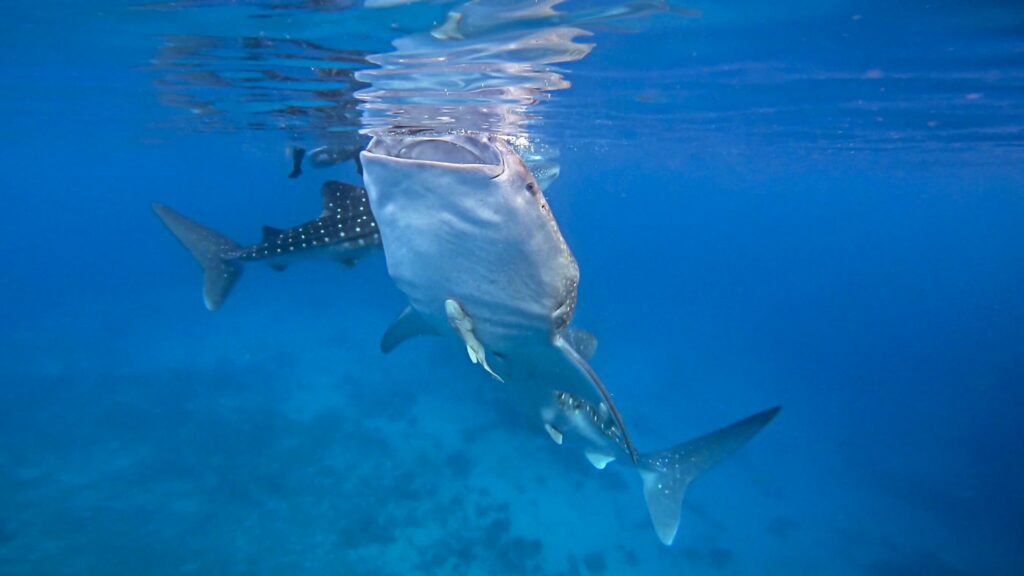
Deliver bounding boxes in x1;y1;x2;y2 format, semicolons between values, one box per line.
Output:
360;133;779;546
153;181;381;310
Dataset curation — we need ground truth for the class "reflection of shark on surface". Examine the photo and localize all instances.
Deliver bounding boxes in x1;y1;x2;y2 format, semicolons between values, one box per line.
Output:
153;181;381;310
360;133;779;546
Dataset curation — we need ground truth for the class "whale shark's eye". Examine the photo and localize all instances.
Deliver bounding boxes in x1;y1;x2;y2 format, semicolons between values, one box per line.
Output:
526;182;538;196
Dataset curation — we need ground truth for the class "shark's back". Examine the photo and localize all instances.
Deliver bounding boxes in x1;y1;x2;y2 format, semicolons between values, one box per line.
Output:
237;181;381;264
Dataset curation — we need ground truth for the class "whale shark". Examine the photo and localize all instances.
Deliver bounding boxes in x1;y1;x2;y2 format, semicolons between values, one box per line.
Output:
154;180;381;310
360;133;779;546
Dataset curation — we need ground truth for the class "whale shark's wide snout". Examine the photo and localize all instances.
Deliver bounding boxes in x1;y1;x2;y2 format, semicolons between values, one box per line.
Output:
396;138;498;166
361;134;510;182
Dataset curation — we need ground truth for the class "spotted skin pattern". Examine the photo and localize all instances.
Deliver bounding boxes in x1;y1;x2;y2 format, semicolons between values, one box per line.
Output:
233;181;381;264
553;390;627;453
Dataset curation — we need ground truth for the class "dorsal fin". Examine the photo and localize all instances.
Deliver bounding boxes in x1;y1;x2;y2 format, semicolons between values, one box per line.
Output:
320;180;367;217
262;225;285;242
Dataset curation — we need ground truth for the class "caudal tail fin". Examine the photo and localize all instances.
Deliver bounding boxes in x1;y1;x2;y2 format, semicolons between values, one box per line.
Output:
152;203;243;311
638;406;780;546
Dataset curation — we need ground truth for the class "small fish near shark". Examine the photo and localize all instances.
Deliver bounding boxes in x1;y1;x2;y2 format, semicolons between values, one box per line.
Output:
153;181;381;310
360;133;780;546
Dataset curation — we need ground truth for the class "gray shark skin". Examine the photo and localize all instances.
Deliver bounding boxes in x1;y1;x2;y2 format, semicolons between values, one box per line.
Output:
154;181;381;311
360;133;779;546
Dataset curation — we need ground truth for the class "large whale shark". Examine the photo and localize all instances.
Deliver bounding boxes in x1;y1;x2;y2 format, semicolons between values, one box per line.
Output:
154;181;381;310
360;133;779;545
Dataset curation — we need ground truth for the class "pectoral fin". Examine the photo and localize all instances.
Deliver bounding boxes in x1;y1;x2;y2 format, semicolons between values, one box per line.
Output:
380;306;438;354
585;451;615;470
544;424;564;445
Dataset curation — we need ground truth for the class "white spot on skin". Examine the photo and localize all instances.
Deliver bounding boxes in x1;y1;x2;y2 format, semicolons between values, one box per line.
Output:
544;424;563;445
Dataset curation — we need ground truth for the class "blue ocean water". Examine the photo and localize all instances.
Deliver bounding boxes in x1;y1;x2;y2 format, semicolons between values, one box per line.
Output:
2;0;1023;574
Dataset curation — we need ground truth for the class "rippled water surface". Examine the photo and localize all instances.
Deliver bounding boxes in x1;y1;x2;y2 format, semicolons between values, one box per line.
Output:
2;1;1023;575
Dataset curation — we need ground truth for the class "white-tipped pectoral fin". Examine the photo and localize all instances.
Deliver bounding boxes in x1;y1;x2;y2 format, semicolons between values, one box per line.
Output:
584;451;616;470
380;306;439;354
544;423;564;445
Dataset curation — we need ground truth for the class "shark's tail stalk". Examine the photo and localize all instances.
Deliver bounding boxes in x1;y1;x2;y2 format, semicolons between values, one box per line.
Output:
638;406;780;546
152;203;243;311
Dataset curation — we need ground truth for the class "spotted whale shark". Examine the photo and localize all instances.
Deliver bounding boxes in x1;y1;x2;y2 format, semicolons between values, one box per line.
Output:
153;181;381;310
360;133;779;546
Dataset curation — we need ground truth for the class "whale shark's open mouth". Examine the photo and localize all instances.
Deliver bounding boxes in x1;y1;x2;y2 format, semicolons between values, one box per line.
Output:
395;139;496;165
363;134;506;178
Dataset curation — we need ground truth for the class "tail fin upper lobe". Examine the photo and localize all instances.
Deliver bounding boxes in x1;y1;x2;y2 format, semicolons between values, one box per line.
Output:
639;406;780;545
152;203;243;311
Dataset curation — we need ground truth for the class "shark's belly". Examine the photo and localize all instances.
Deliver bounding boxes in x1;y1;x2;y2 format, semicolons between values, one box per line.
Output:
372;181;576;350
